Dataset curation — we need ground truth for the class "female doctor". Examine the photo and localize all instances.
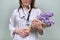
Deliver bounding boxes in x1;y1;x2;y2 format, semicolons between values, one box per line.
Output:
9;0;44;40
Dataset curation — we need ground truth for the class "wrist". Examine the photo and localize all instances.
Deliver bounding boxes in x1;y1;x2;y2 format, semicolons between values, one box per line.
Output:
14;28;19;34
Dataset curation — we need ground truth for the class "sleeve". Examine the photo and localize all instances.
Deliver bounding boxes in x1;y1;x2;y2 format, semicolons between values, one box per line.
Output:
37;8;42;17
36;8;45;35
8;11;16;38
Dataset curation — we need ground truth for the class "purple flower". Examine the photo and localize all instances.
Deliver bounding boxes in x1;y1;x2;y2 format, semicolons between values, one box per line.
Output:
44;19;54;26
37;12;54;27
38;16;49;20
40;12;54;18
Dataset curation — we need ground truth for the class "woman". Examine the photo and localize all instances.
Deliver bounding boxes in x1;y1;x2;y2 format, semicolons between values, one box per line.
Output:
9;0;44;40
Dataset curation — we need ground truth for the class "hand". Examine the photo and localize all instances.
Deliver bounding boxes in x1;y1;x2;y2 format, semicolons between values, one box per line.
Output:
31;20;37;30
31;19;44;35
31;19;42;30
14;28;30;38
33;19;44;35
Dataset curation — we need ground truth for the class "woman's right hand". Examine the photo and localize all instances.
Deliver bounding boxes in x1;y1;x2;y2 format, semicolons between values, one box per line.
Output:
14;28;30;38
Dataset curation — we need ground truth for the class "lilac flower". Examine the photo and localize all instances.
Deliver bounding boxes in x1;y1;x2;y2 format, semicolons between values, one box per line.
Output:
43;19;54;26
37;12;54;27
40;12;54;17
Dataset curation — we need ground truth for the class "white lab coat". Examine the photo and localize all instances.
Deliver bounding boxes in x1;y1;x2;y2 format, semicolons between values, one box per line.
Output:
9;8;42;40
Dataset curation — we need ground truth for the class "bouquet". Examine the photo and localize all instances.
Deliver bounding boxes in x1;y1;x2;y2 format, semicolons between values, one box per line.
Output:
28;12;55;32
37;12;54;28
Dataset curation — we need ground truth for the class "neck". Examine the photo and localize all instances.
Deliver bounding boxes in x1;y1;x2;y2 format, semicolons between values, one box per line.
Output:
23;5;29;11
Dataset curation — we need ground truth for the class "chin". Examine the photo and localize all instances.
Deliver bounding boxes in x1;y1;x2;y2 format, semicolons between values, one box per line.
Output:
24;3;30;6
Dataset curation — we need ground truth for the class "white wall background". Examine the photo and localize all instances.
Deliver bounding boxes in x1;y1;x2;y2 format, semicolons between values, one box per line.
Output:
0;0;60;40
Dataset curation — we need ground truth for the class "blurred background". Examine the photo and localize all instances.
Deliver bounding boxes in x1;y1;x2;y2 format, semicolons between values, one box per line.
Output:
0;0;60;40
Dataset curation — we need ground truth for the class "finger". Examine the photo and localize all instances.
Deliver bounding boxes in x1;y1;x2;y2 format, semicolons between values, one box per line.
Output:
20;30;29;38
19;29;28;34
23;28;29;33
18;31;25;38
32;20;38;23
19;31;27;38
19;33;26;38
37;23;43;28
37;23;42;27
18;29;29;38
33;19;42;23
22;29;29;35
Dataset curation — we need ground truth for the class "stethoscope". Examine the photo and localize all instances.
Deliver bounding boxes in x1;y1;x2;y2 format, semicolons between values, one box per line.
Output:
18;7;33;40
18;7;32;26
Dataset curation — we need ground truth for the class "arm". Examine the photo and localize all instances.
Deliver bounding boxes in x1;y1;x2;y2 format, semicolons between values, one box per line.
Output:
9;10;21;37
28;19;44;35
9;11;16;38
37;24;44;35
33;19;44;35
9;10;30;38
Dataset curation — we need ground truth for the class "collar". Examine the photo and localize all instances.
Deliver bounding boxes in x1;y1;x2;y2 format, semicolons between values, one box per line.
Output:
20;5;31;17
23;5;31;14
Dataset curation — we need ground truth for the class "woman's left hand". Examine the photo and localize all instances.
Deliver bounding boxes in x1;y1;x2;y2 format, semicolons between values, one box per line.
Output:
31;19;44;35
31;19;42;29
